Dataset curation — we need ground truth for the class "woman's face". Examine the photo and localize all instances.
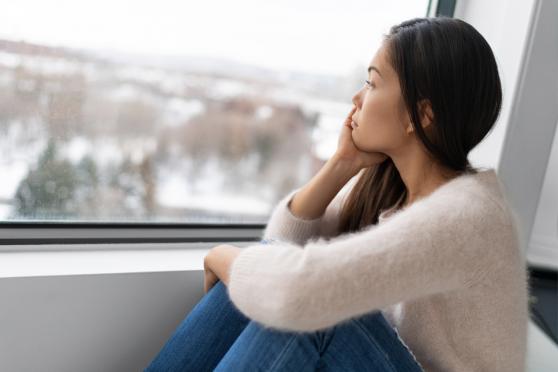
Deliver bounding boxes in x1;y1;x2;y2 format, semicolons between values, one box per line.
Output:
350;42;411;154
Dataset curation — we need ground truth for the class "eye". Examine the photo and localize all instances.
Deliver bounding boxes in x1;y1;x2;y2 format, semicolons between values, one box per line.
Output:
364;79;375;89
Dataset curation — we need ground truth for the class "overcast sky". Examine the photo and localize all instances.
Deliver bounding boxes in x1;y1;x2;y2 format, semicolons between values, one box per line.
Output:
0;0;428;76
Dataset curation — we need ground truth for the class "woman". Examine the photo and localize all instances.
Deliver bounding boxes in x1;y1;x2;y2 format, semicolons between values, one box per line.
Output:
145;16;528;371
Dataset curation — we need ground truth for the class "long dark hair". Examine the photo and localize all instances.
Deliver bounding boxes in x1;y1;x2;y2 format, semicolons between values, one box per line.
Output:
338;16;502;233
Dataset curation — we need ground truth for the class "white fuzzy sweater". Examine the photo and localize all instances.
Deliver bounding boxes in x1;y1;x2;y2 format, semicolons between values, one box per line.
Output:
228;168;530;372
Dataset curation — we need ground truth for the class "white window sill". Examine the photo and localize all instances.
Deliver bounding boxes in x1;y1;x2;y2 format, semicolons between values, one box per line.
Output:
0;242;255;278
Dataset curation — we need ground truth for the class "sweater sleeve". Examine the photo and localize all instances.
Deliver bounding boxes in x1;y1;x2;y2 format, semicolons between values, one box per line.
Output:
261;180;354;246
228;193;504;332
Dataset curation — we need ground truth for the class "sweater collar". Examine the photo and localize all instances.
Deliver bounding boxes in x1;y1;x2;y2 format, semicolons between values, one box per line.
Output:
378;168;500;224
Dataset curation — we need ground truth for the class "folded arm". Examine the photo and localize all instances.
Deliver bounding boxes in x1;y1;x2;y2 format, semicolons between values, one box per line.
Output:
228;194;502;332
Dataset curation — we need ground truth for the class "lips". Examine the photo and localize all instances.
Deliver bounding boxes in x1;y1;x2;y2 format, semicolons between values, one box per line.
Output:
351;116;359;127
351;120;358;129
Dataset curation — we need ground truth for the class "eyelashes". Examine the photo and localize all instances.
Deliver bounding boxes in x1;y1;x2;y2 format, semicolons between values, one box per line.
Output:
364;79;374;89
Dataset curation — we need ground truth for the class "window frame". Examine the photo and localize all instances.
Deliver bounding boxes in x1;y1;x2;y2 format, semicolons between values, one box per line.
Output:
428;0;457;17
0;222;265;247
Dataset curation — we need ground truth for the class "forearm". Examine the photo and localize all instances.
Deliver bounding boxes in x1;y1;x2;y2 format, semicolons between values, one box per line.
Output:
288;155;360;220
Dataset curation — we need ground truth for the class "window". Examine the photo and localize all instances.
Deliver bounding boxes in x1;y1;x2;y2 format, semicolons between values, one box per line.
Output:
0;0;436;243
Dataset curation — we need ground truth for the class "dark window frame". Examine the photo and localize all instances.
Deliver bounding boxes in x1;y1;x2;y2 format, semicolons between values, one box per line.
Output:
430;0;457;17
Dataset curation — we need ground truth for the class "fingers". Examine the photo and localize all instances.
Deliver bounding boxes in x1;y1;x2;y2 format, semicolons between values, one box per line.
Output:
204;269;219;294
345;105;356;122
346;105;356;119
344;106;356;128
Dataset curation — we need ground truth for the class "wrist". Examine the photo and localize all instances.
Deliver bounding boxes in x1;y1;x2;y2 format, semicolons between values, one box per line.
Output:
207;245;242;285
328;154;361;183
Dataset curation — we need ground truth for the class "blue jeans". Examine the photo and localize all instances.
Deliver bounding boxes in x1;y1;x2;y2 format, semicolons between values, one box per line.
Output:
145;239;424;371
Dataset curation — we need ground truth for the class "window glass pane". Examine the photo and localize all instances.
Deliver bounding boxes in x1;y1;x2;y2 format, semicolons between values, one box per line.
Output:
0;0;429;223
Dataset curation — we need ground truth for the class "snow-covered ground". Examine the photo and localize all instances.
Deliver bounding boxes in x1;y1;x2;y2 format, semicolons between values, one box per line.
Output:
0;48;351;221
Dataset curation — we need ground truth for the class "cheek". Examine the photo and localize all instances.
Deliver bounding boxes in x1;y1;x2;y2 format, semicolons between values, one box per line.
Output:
360;92;401;133
353;92;408;150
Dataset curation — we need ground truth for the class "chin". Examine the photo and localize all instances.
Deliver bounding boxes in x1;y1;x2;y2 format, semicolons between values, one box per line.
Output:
353;138;374;153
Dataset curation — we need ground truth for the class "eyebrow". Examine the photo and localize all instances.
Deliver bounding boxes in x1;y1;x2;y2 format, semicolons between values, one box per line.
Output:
367;65;382;78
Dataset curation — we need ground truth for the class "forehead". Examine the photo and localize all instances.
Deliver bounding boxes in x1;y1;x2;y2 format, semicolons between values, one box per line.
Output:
368;44;392;79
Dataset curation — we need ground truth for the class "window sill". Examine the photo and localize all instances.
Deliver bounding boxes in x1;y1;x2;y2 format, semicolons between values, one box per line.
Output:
0;242;255;278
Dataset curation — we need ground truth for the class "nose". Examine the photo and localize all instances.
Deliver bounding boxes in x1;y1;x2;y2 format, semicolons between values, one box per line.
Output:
351;87;363;108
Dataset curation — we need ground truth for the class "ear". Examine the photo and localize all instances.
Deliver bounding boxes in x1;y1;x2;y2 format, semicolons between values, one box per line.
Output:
405;99;434;135
418;99;434;130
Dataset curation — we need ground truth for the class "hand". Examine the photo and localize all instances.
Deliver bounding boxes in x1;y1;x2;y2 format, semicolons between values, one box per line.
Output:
203;244;243;294
203;258;220;294
335;105;388;170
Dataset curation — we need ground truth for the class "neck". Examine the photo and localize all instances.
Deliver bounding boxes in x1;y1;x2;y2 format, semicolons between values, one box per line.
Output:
401;174;456;208
395;160;461;208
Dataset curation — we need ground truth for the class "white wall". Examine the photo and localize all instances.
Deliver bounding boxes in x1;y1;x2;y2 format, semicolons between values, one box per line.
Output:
0;271;204;372
529;119;558;268
454;0;537;169
457;0;558;266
